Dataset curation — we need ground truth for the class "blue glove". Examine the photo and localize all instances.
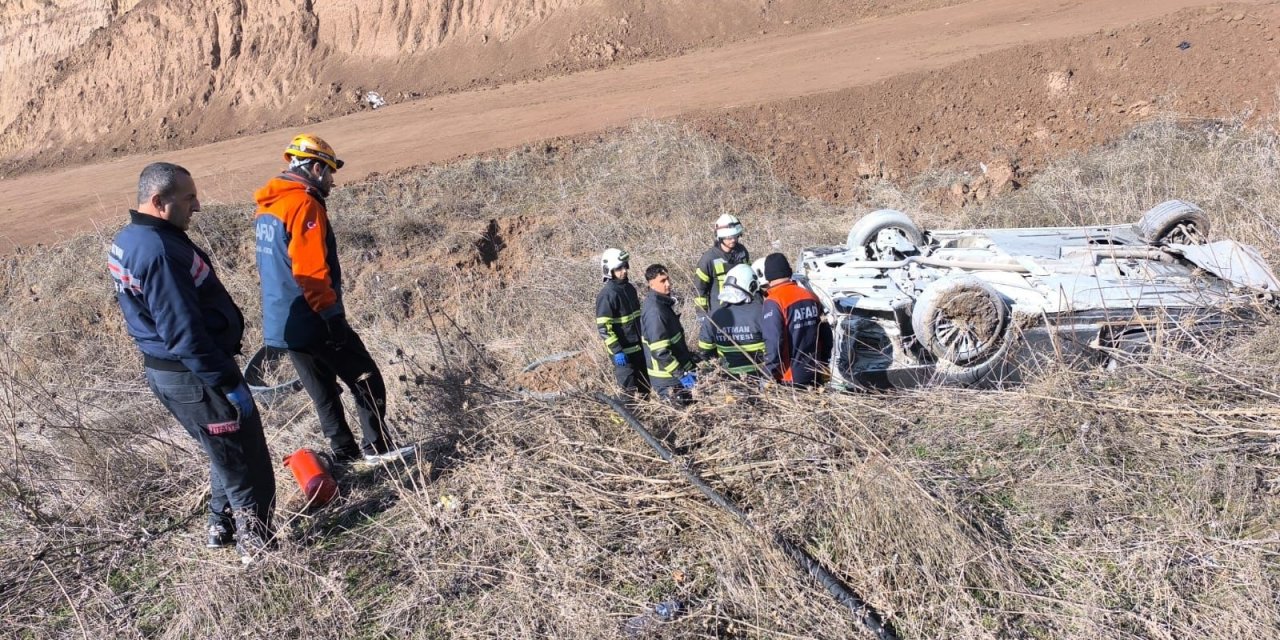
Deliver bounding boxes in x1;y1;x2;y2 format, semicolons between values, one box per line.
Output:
225;382;256;417
679;371;697;389
612;352;628;366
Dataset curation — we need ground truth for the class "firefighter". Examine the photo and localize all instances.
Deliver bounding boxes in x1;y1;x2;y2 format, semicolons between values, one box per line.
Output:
108;162;275;562
641;264;698;405
751;256;771;298
254;134;414;465
760;253;824;386
694;214;751;316
698;264;767;378
595;248;648;397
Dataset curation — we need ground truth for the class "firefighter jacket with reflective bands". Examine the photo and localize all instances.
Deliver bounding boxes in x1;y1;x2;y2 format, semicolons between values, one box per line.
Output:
698;297;767;376
762;280;823;386
254;172;345;349
694;242;750;314
641;290;696;387
108;211;247;393
595;279;643;357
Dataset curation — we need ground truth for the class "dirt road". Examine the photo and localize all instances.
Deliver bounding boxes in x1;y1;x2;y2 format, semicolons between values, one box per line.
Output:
0;0;1260;249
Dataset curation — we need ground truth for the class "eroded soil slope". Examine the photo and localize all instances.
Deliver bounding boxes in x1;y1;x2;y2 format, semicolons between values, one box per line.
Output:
0;0;960;175
690;4;1280;206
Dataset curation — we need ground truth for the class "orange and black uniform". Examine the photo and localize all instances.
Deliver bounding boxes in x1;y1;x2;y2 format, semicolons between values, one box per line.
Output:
761;280;823;386
254;171;398;459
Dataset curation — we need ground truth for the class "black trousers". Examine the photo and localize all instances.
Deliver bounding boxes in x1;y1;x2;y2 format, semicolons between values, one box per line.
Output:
144;368;276;528
614;351;651;396
288;331;397;456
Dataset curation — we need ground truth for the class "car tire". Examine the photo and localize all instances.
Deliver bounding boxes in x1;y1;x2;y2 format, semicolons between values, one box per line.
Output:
1136;200;1210;245
912;276;1010;370
846;209;924;260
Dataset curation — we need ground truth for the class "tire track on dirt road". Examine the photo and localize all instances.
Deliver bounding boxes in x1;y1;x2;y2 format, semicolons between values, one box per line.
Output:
0;0;1262;250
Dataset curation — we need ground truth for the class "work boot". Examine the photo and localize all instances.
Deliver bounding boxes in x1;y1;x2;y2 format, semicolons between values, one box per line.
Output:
206;512;235;549
233;511;272;565
330;447;362;466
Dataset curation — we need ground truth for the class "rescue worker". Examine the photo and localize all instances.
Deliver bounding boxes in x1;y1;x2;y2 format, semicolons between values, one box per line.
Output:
108;162;275;562
641;264;698;405
694;214;750;316
698;264;767;378
760;253;824;386
595;248;648;397
254;134;413;465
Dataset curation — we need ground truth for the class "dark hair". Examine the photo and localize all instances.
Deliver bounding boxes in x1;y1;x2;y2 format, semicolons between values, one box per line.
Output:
136;162;192;206
644;264;668;283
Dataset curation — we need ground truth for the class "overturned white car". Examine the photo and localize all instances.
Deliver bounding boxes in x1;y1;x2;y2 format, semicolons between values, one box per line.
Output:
797;201;1280;389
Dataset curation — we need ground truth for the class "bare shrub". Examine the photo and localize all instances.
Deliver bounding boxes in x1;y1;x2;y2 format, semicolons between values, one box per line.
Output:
2;120;1279;638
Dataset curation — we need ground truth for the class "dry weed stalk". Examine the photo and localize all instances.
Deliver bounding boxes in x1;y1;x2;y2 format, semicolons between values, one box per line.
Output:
0;120;1278;638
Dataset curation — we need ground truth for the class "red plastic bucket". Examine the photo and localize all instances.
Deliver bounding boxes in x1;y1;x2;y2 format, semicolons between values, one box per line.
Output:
283;448;338;508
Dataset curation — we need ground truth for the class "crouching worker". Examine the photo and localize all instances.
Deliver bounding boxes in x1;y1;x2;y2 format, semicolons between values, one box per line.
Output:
761;253;824;387
596;248;649;398
108;162;275;563
698;264;768;382
641;264;698;405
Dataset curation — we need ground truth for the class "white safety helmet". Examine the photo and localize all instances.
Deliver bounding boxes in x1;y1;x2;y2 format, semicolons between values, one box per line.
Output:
600;248;630;282
715;213;744;240
751;257;767;283
719;263;759;304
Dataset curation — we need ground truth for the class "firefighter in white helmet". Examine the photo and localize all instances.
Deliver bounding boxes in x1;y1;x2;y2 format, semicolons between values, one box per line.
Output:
595;248;648;396
694;214;751;317
751;257;770;295
697;263;767;379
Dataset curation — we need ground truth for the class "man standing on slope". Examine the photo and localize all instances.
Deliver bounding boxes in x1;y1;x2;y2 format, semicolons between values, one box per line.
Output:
694;214;750;317
760;253;824;387
108;162;275;562
254;134;413;465
641;264;698;405
698;264;767;379
595;248;649;398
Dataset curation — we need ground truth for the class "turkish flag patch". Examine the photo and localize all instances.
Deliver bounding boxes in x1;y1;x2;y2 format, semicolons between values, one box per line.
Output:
207;420;240;435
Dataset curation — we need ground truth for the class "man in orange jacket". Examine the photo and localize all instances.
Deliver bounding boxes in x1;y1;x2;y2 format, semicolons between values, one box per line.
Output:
254;134;413;464
760;253;825;386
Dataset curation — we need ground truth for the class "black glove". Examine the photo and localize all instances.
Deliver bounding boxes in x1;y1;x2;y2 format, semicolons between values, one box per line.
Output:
324;313;352;349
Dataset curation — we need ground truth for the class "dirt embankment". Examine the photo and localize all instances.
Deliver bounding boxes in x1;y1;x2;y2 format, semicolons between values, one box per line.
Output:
0;1;140;136
0;0;960;176
690;4;1280;206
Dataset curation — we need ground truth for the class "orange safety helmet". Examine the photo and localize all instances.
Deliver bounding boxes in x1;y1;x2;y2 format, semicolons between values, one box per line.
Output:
284;134;344;171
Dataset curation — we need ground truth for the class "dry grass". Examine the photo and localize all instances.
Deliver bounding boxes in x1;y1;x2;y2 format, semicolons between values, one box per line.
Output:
2;119;1279;639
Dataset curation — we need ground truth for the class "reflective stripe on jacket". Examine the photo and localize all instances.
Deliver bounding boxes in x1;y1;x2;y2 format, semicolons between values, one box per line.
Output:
108;210;246;392
595;279;643;355
694;242;749;313
699;297;766;376
641;290;695;386
254;173;344;348
762;280;823;385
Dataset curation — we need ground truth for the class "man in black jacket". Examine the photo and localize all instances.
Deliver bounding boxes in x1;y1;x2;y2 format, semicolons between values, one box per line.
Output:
694;214;750;316
698;264;767;379
641;264;698;405
108;162;275;563
595;248;648;397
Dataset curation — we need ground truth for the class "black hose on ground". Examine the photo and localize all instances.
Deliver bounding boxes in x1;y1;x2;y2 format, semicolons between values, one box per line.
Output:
593;392;898;640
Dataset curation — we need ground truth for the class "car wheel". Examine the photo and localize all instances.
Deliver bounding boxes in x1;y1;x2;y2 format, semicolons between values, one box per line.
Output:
912;276;1009;367
846;209;924;260
1136;200;1210;245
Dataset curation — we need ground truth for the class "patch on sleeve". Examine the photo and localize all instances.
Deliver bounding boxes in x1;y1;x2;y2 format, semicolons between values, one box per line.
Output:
206;420;240;435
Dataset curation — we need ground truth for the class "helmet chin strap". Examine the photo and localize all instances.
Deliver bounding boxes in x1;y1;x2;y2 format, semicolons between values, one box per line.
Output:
287;160;332;197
